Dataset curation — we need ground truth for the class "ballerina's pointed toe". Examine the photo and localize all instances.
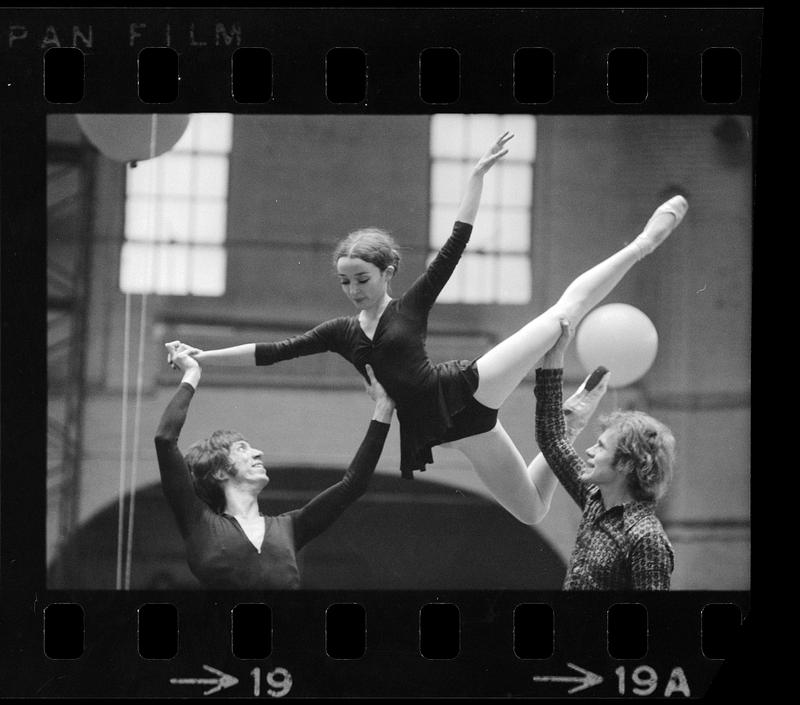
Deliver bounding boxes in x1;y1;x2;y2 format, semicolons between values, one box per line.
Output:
647;195;689;231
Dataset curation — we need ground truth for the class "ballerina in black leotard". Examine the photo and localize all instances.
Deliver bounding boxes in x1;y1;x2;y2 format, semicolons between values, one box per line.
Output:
170;133;687;525
156;350;394;589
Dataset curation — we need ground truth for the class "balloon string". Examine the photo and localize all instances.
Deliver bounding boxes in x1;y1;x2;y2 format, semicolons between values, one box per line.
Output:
122;114;159;590
149;113;157;159
124;292;148;590
115;291;132;591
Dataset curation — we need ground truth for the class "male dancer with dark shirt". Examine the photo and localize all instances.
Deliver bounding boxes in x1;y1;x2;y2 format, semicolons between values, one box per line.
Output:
155;347;394;589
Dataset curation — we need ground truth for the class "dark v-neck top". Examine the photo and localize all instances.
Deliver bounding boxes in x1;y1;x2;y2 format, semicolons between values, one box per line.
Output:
155;383;389;589
254;221;484;475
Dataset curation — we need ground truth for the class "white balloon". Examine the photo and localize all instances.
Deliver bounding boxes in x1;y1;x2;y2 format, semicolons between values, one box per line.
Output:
75;114;191;163
576;303;658;388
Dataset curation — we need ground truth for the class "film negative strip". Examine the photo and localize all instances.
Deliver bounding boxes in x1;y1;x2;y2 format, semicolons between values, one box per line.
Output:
1;6;760;699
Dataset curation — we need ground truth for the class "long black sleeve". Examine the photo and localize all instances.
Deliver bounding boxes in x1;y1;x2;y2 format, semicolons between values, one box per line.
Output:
291;420;390;550
402;221;472;311
154;383;205;537
255;318;344;366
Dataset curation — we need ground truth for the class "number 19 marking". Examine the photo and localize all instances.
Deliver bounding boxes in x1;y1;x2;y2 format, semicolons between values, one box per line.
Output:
250;667;293;697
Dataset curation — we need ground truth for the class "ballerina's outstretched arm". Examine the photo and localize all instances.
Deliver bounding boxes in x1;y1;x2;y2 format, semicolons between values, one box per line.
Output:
455;130;514;225
405;132;515;309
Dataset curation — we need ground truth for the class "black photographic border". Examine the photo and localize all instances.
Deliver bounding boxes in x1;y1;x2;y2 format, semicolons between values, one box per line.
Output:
1;6;761;699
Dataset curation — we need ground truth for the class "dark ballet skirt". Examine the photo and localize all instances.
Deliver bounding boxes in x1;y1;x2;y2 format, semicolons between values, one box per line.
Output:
396;358;498;479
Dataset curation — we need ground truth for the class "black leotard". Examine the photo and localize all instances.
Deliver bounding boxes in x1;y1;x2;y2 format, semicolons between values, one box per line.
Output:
253;221;497;478
155;382;389;589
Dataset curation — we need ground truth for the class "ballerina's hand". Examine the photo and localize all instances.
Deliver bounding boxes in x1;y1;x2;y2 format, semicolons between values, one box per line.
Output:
166;340;202;355
166;340;199;368
165;340;203;367
170;350;200;373
474;131;514;175
165;341;179;369
542;318;574;369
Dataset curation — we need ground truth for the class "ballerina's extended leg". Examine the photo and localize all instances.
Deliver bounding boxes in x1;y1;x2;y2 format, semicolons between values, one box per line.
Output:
472;195;688;410
449;196;687;524
452;367;611;524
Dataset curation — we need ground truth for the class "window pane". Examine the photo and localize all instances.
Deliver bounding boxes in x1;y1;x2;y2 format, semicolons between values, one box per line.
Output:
194;155;229;198
433;205;496;251
498;207;530;251
430;115;466;158
189;246;226;295
503;115;537;161
499;162;532;207
173;114;234;154
160;154;194;196
172;116;197;152
123;243;193;294
120;242;156;293
432;207;529;257
194;114;233;153
470;207;498;250
497;254;531;303
126;160;159;195
480;164;502;208
467;115;502;156
192;201;227;243
159;198;192;242
125;196;159;241
152;244;189;294
430;206;459;248
432;252;493;303
460;253;496;303
431;160;465;206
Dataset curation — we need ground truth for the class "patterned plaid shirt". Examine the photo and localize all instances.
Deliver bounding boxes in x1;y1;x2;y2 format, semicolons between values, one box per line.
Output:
534;368;674;590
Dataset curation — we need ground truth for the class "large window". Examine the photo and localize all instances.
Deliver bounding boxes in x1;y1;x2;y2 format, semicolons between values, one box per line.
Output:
120;113;233;296
429;114;536;303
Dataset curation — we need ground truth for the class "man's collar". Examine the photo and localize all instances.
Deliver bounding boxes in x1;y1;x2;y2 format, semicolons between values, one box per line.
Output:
590;487;656;528
622;500;657;531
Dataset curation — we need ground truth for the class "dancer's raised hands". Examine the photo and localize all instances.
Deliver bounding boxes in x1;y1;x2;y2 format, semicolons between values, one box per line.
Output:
473;131;514;176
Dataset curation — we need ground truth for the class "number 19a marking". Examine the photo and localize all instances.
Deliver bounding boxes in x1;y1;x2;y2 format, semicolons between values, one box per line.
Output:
615;666;691;697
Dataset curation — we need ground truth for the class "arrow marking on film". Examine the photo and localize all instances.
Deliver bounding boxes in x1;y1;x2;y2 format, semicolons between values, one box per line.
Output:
533;662;604;694
170;664;239;695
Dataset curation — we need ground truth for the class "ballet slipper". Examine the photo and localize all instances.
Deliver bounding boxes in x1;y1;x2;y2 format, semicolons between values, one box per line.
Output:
563;366;610;439
633;195;689;259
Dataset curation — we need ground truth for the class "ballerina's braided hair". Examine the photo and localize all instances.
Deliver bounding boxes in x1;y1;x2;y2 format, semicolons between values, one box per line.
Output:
599;410;676;502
